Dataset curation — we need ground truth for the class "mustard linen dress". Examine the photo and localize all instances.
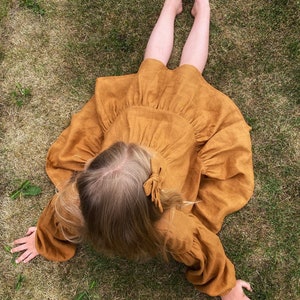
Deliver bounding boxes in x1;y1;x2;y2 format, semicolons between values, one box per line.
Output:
36;59;254;296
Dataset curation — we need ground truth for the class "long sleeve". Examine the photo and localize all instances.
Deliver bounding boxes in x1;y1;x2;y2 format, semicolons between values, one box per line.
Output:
156;209;236;297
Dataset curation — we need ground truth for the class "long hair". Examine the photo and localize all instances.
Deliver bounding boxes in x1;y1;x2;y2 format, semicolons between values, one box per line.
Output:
54;180;84;243
56;142;183;261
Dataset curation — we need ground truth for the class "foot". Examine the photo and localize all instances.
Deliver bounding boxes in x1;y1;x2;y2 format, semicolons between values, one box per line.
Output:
191;0;210;18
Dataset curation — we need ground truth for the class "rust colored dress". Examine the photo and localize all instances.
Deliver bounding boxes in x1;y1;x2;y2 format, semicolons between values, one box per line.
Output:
36;59;254;296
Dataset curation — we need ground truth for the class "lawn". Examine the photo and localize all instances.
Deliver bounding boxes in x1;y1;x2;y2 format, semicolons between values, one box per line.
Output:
0;0;299;299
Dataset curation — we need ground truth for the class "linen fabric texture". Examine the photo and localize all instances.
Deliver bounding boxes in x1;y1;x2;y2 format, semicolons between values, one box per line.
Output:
36;59;254;296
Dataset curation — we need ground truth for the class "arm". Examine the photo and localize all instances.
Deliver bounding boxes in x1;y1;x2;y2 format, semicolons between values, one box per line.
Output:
170;214;252;298
173;219;236;296
11;194;77;263
157;210;237;296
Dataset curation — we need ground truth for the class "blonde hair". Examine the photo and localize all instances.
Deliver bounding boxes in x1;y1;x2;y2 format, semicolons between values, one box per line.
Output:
54;180;84;243
55;142;183;261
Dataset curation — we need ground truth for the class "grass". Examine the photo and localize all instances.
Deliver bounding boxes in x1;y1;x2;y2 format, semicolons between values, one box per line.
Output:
10;83;32;107
19;0;45;16
0;0;299;299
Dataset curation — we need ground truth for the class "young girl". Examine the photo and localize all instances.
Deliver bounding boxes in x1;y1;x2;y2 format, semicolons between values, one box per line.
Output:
12;0;254;298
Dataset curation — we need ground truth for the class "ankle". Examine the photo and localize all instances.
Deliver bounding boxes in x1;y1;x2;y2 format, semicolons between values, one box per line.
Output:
192;0;210;17
163;0;183;16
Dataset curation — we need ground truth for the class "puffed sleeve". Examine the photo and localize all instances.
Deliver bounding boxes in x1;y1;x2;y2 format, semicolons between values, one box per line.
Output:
193;117;254;233
157;210;236;296
36;95;104;260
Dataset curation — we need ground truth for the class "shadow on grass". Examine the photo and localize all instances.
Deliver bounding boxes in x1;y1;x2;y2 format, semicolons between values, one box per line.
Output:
73;245;207;299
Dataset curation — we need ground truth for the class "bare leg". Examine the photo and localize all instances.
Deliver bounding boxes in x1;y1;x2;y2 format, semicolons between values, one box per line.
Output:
180;0;210;73
144;0;183;65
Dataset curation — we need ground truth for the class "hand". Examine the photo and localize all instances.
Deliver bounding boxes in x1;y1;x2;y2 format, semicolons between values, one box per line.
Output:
11;227;39;263
221;279;252;300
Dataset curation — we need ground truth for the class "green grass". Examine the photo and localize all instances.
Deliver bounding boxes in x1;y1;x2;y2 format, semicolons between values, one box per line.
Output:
0;0;299;299
10;83;32;107
20;0;45;16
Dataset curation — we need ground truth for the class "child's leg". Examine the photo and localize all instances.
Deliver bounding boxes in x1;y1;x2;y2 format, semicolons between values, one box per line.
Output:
144;0;182;65
180;0;210;73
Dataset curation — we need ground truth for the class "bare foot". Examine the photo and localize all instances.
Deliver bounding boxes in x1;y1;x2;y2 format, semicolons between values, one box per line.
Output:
191;0;210;17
